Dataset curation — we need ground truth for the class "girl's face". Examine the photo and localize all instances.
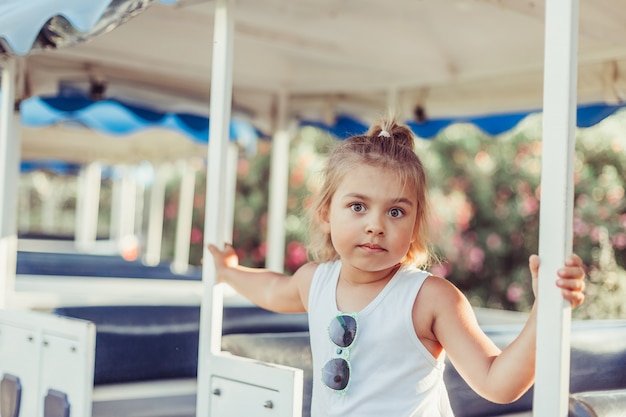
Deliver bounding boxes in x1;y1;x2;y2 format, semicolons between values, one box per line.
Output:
322;164;418;275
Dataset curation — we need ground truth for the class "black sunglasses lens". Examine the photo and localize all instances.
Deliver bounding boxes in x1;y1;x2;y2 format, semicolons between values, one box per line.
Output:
328;315;357;348
322;358;350;391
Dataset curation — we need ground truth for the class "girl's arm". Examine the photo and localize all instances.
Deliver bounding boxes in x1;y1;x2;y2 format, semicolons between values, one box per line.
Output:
207;243;315;313
426;254;585;404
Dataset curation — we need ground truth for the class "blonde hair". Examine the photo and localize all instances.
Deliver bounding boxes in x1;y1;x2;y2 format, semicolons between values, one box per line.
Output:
307;115;434;268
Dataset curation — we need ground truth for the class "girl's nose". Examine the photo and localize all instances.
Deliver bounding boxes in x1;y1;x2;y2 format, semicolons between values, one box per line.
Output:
366;216;385;236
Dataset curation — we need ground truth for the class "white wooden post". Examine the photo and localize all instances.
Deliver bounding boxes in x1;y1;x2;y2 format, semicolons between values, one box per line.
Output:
133;177;145;257
41;176;59;234
266;91;290;273
109;166;123;240
144;163;170;266
75;162;102;252
110;165;138;256
0;58;20;309
224;143;238;243
196;0;233;411
533;0;578;416
196;1;303;416
172;160;196;273
18;175;30;233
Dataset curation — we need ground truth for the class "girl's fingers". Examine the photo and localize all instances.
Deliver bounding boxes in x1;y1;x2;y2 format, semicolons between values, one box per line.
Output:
558;260;585;280
528;254;540;279
529;253;586;308
561;289;585;307
207;242;234;255
557;261;586;307
565;253;583;267
557;278;586;292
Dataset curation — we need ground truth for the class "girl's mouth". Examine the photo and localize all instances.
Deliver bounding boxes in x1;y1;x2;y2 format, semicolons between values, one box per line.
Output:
359;243;385;252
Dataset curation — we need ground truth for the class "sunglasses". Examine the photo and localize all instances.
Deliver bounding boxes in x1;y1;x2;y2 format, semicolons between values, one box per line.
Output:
321;313;358;394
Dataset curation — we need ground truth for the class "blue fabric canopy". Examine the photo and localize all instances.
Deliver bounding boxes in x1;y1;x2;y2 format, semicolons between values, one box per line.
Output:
301;102;626;140
20;160;82;175
20;95;260;147
15;94;626;165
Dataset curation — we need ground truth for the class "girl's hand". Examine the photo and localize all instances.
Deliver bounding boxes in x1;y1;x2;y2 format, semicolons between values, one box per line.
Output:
207;243;239;283
529;253;586;308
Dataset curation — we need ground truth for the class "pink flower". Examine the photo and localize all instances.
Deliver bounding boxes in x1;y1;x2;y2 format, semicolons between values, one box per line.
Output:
506;283;524;303
164;203;177;220
597;206;610;221
607;186;624;205
467;247;485;272
589;227;600;243
190;227;203;244
573;218;590;236
290;167;306;187
613;233;626;250
252;243;267;263
285;241;307;271
455;200;474;231
517;181;531;195
486;233;502;250
520;195;539;216
430;263;451;277
576;194;590;208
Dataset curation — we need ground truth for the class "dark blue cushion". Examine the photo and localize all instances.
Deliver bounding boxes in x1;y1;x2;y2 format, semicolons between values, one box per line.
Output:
53;305;308;385
17;251;202;280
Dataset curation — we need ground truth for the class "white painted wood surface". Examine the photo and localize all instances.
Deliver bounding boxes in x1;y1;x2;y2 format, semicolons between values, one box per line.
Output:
0;308;95;417
0;59;19;309
196;1;304;416
533;0;578;415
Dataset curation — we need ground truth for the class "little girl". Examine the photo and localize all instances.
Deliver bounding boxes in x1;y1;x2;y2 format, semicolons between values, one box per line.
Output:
208;116;585;416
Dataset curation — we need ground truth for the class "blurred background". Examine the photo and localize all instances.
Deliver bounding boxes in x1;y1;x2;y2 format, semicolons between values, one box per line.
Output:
18;110;626;319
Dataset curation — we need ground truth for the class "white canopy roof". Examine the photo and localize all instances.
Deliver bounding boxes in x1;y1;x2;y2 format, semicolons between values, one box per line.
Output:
15;0;626;133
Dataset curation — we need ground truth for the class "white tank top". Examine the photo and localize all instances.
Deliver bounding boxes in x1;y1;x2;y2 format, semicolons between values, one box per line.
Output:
308;261;454;417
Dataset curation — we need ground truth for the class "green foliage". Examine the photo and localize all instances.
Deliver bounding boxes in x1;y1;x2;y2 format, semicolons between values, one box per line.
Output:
27;112;623;319
230;143;272;267
415;122;544;311
416;115;626;317
204;113;626;318
219;129;335;272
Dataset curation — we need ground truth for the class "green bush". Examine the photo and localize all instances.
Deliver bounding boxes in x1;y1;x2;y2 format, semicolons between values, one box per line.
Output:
166;112;626;318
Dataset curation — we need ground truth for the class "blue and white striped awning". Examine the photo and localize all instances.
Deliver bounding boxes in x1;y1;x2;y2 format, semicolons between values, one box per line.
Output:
301;102;626;140
20;94;260;148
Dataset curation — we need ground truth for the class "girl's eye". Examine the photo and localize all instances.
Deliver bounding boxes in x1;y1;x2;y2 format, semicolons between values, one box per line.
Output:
388;208;404;218
350;203;366;213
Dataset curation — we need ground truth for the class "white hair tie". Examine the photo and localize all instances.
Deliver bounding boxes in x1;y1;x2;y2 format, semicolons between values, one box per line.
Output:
378;130;391;138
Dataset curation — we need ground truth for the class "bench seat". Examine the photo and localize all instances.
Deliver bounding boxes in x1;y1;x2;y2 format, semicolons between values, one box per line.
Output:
52;304;626;417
